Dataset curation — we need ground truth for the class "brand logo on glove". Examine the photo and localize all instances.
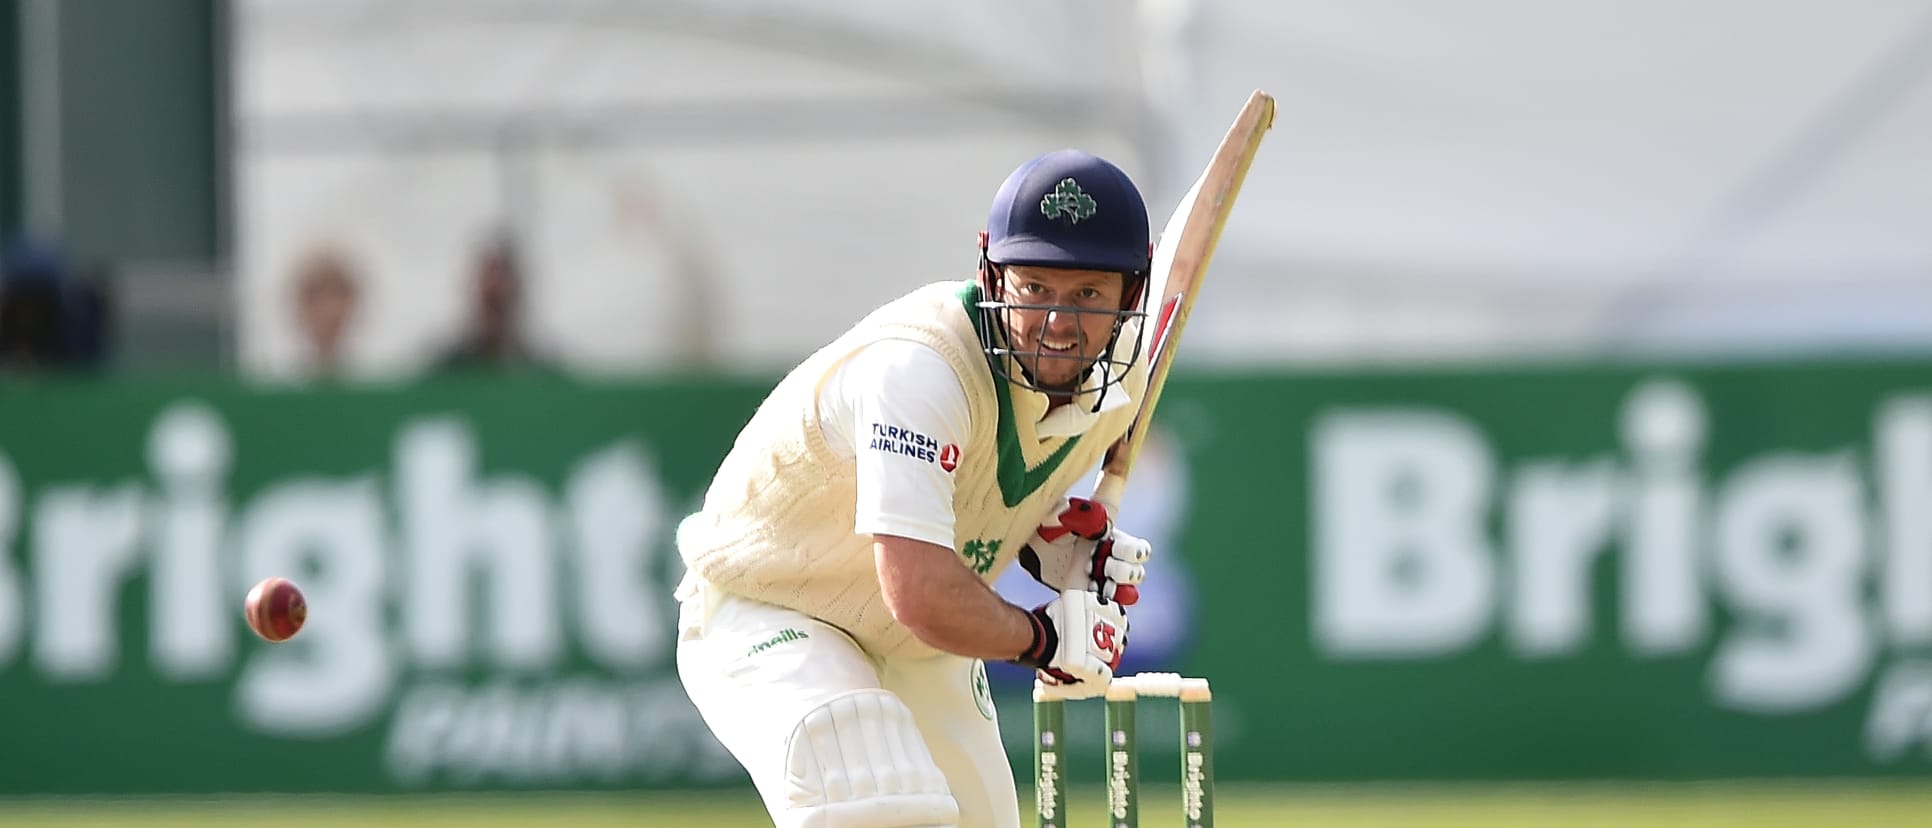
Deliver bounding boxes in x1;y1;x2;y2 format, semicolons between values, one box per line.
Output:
1092;622;1118;654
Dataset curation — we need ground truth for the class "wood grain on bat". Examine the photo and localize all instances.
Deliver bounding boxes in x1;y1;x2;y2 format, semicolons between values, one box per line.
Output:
1093;90;1276;509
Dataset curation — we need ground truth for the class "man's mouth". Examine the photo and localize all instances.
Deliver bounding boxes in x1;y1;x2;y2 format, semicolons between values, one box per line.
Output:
1038;337;1080;354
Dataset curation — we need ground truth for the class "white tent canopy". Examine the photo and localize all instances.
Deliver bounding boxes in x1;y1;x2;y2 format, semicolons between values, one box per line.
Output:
236;0;1932;376
1179;0;1932;360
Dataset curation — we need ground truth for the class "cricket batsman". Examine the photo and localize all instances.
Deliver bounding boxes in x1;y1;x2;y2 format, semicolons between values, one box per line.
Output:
675;149;1157;828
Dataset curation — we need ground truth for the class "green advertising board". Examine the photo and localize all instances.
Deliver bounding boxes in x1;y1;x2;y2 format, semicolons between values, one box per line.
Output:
1156;359;1932;782
4;360;1932;794
0;376;763;794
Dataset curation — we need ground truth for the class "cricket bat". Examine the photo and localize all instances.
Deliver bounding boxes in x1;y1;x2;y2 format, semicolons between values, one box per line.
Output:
1092;89;1276;511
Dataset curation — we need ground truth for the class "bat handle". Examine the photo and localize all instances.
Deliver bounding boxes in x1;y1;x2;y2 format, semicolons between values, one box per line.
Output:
1091;474;1126;514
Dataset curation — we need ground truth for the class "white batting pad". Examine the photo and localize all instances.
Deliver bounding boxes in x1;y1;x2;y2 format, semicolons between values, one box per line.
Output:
782;689;960;828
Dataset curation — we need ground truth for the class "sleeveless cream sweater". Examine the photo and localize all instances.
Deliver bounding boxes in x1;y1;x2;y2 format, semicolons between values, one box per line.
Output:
677;281;1143;659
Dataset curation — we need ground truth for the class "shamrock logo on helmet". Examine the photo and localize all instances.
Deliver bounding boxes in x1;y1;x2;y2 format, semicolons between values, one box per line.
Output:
1039;178;1098;224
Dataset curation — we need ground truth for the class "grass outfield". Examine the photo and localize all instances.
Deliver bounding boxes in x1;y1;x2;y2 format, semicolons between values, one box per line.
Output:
3;782;1931;827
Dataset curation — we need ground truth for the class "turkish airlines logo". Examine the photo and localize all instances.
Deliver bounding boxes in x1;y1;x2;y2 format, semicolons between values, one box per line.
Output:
938;443;960;472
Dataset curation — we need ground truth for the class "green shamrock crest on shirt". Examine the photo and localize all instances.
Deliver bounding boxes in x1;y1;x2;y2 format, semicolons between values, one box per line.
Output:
961;538;1002;575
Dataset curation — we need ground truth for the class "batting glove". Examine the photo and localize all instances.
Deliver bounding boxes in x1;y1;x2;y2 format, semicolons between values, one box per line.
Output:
1021;497;1151;605
1013;588;1128;699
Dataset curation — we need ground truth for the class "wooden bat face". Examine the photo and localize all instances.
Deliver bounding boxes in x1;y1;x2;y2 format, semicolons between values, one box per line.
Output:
1093;90;1277;508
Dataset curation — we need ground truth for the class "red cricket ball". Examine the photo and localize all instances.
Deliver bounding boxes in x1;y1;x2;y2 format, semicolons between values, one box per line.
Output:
244;577;307;643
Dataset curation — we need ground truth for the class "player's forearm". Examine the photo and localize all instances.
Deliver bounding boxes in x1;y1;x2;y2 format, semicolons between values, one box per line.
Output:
874;536;1036;661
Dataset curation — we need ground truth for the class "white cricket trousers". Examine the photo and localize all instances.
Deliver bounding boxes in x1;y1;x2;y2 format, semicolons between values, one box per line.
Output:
677;581;1021;828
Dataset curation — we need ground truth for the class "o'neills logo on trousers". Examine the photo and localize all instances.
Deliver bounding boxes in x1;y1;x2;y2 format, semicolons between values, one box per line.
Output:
747;628;810;658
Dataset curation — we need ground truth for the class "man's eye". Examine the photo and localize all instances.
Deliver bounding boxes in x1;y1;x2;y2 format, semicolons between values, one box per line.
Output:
1078;287;1102;299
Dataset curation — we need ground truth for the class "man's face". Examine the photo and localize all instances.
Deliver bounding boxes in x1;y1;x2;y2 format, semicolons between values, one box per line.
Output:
476;256;519;329
300;278;355;343
995;265;1127;391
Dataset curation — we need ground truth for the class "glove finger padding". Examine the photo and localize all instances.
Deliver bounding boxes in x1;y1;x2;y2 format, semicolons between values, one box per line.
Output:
1087;532;1151;605
1093;535;1150;584
1103;532;1151;565
1094;576;1140;607
1098;552;1145;586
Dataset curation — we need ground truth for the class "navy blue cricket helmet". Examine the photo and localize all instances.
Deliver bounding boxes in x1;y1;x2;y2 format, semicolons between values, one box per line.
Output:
975;150;1151;403
983;149;1152;274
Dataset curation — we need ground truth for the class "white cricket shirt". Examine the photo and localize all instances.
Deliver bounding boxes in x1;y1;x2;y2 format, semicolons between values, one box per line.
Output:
818;340;1131;550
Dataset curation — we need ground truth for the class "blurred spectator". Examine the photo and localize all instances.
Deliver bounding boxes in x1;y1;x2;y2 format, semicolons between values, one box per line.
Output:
434;233;555;375
63;266;114;369
0;237;110;374
290;244;363;381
